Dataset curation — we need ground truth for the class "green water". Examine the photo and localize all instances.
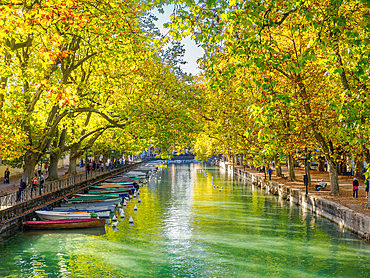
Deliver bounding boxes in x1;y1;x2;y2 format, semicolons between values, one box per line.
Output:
1;163;370;277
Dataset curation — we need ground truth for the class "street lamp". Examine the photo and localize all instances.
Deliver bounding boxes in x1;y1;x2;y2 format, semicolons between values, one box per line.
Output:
85;149;92;179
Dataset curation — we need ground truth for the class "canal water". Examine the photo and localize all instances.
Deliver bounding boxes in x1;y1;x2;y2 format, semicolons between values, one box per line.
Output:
1;163;370;277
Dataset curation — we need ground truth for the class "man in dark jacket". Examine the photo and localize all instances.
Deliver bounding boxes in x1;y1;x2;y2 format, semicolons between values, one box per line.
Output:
17;179;26;202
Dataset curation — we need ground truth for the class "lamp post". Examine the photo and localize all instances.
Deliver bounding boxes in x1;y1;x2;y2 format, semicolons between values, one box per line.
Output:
85;150;88;180
111;149;114;170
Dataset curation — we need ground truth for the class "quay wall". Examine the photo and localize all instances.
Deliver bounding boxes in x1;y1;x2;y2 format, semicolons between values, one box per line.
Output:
0;162;142;243
221;162;370;241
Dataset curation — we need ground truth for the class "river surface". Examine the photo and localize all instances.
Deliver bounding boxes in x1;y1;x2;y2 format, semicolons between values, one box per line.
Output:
1;163;370;277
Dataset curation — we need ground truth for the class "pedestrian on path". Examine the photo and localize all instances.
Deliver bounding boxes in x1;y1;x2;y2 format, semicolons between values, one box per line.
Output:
16;179;26;202
86;161;90;175
44;163;49;175
353;178;359;198
4;168;10;184
366;178;369;199
31;174;38;198
37;164;42;176
268;168;273;180
38;172;45;195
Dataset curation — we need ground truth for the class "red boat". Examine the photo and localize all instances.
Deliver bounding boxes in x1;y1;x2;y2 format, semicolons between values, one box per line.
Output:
23;218;106;230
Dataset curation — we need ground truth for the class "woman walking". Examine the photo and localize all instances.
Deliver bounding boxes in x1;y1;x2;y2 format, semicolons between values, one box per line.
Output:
4;168;10;184
353;178;359;198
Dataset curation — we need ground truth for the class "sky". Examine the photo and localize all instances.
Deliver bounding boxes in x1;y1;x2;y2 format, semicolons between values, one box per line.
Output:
151;6;205;76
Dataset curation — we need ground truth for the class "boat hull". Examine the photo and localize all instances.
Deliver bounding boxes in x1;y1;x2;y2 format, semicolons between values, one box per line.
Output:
66;198;121;205
36;211;92;220
57;204;116;211
23;219;106;230
51;209;111;218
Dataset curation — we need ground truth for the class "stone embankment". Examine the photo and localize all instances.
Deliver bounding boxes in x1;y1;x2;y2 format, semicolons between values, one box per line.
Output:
221;162;370;241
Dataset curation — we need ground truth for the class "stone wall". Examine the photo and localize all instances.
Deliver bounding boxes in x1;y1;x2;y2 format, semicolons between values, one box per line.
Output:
233;167;370;241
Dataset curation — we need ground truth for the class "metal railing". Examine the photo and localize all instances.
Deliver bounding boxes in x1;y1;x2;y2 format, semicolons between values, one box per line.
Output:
0;162;135;210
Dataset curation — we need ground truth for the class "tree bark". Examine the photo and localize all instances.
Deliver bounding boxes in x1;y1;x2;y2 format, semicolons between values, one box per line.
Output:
48;152;59;180
68;157;78;175
355;159;364;179
274;155;282;177
288;154;296;181
67;144;81;175
22;151;39;186
318;156;325;172
328;158;340;194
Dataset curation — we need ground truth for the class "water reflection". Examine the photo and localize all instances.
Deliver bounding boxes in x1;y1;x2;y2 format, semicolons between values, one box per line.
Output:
1;163;370;277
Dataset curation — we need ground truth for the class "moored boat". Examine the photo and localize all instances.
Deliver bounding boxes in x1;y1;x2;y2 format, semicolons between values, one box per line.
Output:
69;195;120;202
86;190;131;196
36;210;93;220
66;198;121;205
58;203;116;211
23;218;106;230
51;209;111;218
73;192;128;199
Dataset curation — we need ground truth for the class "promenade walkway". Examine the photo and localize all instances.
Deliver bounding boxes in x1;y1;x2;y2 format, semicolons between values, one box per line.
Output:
0;166;85;197
235;164;370;216
0;162;134;211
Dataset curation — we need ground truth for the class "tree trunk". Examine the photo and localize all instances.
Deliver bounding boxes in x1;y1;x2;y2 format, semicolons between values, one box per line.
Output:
337;160;342;176
304;155;312;187
274;155;282;177
22;151;39;186
327;158;340;194
68;157;78;175
318;156;325;171
288;154;296;181
48;152;59;181
354;159;364;179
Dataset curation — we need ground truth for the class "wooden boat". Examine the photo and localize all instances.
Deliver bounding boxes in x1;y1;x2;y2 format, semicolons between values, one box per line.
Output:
73;192;128;199
69;195;120;201
51;209;111;218
58;204;116;211
89;186;133;191
91;184;134;190
104;177;135;183
125;171;147;176
86;189;131;195
23;218;106;230
98;183;134;187
36;210;93;220
66;198;121;205
54;205;115;212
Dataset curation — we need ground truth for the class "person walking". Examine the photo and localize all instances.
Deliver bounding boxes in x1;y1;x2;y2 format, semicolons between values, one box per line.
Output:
38;172;45;195
16;179;26;202
353;178;359;198
4;168;10;184
31;174;38;198
44;163;49;175
37;164;42;176
86;161;90;175
366;178;369;199
268;168;273;180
